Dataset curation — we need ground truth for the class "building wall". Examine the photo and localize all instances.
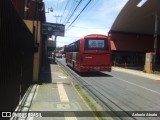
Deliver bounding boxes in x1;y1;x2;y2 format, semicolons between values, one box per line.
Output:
24;20;42;81
12;0;25;18
28;0;36;20
110;32;160;53
12;0;46;22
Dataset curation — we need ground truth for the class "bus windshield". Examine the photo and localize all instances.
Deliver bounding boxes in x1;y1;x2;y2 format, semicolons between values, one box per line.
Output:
84;39;108;50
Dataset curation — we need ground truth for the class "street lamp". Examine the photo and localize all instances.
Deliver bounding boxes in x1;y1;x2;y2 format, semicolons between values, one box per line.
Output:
45;7;53;13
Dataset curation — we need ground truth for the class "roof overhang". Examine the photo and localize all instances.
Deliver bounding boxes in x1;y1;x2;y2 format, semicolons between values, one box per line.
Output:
110;0;160;35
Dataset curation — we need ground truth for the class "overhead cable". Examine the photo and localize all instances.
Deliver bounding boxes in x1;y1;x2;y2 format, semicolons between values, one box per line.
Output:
64;0;83;25
62;0;77;24
65;0;93;31
59;0;70;23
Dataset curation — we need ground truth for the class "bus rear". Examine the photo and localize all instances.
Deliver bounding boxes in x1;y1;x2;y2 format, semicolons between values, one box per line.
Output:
75;34;112;72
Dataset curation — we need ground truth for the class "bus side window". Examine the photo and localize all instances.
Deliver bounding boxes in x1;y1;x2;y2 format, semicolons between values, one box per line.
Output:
67;40;80;52
74;40;80;52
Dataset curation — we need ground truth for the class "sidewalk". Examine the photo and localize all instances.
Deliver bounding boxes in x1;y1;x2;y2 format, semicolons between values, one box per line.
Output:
11;60;98;120
112;67;160;80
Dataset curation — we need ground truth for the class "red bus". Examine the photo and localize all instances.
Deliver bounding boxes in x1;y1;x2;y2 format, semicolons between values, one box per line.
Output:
66;34;112;72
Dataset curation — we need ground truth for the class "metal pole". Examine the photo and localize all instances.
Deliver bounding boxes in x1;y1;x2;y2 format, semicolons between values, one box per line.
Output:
35;0;38;43
153;12;158;71
53;36;57;62
54;15;62;23
32;0;37;42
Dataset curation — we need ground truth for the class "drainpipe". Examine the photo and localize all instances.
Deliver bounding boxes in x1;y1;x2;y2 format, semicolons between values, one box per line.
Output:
153;12;159;71
24;0;28;19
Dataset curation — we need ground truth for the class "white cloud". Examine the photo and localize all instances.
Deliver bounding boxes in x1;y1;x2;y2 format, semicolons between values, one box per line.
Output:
99;0;128;14
55;21;110;47
91;0;128;24
45;0;128;47
66;21;109;36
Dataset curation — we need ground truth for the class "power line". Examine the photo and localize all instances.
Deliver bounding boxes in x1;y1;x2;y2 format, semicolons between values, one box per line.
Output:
72;0;98;22
65;0;97;31
54;15;62;23
62;0;78;24
64;0;83;25
72;25;108;29
55;0;60;13
57;2;64;23
54;0;63;23
65;0;93;31
56;41;69;43
59;0;70;23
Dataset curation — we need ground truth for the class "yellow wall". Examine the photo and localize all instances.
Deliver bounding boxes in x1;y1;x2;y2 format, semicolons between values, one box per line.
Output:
24;20;41;81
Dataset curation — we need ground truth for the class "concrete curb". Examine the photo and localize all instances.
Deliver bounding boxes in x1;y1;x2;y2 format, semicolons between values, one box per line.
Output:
10;84;38;120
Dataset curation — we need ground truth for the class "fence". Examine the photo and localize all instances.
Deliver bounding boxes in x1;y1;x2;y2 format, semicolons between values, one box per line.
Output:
0;0;34;111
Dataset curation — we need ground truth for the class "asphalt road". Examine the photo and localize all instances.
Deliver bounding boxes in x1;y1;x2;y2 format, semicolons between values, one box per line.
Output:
57;58;160;120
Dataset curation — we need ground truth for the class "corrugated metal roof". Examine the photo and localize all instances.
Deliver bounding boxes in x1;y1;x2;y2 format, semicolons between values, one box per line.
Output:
110;0;160;35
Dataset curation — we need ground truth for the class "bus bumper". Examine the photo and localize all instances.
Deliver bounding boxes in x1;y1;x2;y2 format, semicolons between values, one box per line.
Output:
78;66;111;72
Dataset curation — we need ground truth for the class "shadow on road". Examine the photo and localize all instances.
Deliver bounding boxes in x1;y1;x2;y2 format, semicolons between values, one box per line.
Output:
78;72;113;77
65;63;113;77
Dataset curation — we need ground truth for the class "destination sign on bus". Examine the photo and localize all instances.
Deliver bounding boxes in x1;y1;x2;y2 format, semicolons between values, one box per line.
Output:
88;40;105;48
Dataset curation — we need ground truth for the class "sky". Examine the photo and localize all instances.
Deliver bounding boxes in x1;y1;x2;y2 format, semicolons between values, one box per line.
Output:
44;0;128;47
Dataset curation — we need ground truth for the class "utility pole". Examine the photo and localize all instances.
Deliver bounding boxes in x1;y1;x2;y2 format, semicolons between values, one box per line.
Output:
53;15;61;62
153;12;159;71
53;35;57;63
54;15;62;23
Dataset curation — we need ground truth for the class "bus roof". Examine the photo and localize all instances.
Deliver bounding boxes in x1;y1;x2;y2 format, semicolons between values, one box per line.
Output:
83;34;108;39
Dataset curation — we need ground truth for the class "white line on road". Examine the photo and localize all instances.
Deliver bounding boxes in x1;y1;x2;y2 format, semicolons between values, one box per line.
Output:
114;77;160;95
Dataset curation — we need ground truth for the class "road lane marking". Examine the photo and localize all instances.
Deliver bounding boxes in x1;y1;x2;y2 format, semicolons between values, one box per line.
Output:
57;82;69;102
114;77;160;95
